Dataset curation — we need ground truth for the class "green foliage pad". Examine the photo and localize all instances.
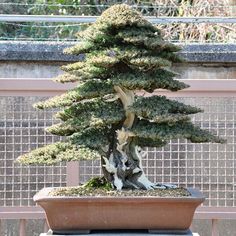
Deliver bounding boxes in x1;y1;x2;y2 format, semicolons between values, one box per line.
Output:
17;4;225;167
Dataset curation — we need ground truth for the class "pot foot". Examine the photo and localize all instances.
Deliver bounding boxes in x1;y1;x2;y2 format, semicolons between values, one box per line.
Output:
48;230;91;235
148;229;192;235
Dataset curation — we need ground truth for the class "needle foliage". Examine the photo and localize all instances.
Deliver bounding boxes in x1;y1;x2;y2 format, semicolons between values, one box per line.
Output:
17;4;225;165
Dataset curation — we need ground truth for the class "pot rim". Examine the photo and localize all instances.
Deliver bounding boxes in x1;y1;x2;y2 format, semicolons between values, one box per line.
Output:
33;187;205;203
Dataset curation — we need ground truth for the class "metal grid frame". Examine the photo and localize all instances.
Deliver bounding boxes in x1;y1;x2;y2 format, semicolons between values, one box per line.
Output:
0;96;66;206
0;79;235;208
78;97;235;207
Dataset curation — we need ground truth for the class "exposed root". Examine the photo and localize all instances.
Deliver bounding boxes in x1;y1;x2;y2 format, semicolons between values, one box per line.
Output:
134;146;177;190
102;156;123;190
102;143;178;190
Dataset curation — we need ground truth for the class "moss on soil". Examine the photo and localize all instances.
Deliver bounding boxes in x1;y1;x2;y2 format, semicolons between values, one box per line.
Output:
50;177;190;197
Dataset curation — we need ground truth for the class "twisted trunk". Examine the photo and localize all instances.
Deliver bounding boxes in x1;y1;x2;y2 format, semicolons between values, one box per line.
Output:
102;86;156;190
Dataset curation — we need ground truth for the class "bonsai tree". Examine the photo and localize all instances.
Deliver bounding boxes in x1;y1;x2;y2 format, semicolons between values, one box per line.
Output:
18;4;224;190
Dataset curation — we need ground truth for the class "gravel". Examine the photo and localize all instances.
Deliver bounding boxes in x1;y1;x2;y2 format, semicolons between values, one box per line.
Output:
50;186;191;197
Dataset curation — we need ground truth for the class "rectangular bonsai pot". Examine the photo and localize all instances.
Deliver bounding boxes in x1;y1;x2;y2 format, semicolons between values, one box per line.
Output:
34;187;204;234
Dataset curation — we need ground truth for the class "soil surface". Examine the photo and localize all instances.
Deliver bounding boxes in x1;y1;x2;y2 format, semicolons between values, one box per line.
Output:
50;186;191;197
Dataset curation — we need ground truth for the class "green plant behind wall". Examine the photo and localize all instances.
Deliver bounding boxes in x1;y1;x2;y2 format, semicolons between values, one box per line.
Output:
17;4;225;190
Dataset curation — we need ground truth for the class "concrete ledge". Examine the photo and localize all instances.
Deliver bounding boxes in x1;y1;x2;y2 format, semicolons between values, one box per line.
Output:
0;41;81;62
179;44;236;63
0;41;235;63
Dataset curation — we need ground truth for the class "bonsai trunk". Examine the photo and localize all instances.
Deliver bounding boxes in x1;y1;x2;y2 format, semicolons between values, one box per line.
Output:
102;140;156;190
102;86;156;190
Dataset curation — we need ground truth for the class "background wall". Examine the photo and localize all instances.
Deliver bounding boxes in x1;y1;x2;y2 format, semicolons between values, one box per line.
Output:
0;42;236;236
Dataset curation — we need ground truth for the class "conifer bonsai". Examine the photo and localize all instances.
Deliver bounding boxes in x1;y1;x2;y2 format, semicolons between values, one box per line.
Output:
17;4;225;191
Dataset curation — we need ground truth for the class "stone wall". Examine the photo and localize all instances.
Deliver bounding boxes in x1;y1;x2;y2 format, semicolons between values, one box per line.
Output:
0;42;235;80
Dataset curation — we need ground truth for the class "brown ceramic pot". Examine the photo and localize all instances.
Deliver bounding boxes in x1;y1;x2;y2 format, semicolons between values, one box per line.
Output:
34;187;204;234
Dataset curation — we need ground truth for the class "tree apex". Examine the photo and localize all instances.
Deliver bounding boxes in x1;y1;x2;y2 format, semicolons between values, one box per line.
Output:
97;4;155;30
